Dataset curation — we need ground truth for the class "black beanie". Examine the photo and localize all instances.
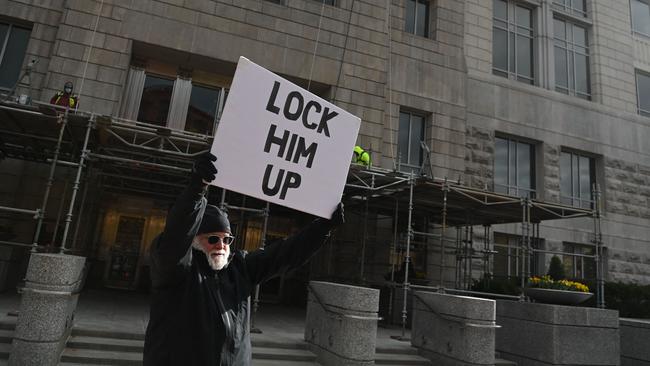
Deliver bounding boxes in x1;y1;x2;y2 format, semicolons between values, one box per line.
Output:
197;205;231;234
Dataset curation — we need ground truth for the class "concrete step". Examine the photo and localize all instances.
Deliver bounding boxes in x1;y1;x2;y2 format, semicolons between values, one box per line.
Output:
61;348;142;366
0;343;10;360
0;322;15;332
0;330;13;344
374;351;431;365
254;346;317;362
376;345;421;355
252;360;319;366
495;357;517;365
71;328;144;341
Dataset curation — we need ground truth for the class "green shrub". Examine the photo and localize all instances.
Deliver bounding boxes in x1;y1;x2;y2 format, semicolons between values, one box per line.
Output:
547;255;566;281
471;275;521;296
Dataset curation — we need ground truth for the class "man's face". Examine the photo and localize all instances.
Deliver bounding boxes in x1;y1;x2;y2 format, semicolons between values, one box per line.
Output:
193;232;233;271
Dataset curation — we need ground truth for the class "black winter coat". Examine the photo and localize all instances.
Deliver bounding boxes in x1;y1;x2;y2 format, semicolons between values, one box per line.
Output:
143;182;333;365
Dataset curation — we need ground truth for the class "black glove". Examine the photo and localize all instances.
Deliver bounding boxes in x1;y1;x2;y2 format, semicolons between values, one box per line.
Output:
329;202;345;227
191;152;217;184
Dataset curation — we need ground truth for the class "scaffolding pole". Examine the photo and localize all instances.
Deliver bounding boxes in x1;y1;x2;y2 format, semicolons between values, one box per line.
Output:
59;118;93;253
439;178;448;290
387;198;398;324
251;202;270;333
593;184;605;309
394;173;414;341
31;110;69;252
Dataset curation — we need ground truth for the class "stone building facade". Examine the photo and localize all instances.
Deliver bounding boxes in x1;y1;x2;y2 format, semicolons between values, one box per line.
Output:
0;0;648;293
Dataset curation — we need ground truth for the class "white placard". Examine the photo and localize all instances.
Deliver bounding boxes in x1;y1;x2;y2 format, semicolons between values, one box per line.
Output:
210;57;361;219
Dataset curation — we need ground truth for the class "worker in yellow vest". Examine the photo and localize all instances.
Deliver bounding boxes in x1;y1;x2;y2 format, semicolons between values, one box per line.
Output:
50;81;79;109
353;145;371;166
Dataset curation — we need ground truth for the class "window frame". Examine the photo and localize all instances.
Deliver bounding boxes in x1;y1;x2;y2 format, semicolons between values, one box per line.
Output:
184;82;229;136
397;110;426;171
552;0;587;18
559;149;596;208
631;0;650;36
404;0;431;38
136;73;176;127
562;242;596;280
636;69;650;117
0;21;32;91
492;0;535;84
553;17;591;100
494;135;537;198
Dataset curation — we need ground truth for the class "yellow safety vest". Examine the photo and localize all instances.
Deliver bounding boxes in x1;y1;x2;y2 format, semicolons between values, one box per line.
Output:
353;145;370;166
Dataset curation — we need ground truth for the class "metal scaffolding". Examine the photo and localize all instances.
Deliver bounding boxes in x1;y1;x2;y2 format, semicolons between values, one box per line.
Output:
342;163;604;338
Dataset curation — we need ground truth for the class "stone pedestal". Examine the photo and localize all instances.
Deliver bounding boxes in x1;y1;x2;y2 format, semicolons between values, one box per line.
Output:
411;291;496;366
496;300;619;366
304;281;380;366
9;253;85;366
620;318;650;365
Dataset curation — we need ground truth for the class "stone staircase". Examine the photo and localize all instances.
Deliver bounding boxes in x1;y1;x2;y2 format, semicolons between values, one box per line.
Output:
0;320;432;365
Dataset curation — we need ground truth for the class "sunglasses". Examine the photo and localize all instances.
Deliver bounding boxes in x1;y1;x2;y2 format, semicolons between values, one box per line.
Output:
206;235;235;245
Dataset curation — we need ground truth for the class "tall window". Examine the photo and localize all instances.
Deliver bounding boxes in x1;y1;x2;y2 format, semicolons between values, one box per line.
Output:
137;74;174;127
398;111;425;170
311;0;335;5
560;151;595;208
632;0;650;36
552;0;587;17
636;70;650;117
492;0;534;84
0;22;31;90
562;242;595;280
185;84;228;136
405;0;430;37
493;233;521;279
554;18;590;99
494;137;535;198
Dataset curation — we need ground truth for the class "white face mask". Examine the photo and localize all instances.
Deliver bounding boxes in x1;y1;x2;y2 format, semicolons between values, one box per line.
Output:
64;88;72;94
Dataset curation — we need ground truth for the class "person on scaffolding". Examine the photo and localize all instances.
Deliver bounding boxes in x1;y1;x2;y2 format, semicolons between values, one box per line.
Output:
49;81;79;109
352;145;371;166
143;151;344;366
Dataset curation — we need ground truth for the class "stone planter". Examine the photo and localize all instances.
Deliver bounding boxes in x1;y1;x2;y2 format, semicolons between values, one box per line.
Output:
524;287;593;305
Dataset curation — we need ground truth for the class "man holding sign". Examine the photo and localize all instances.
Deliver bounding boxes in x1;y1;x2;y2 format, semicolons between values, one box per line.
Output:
144;152;344;365
144;58;357;366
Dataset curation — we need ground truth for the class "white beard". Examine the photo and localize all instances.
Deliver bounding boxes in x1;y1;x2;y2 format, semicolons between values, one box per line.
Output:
192;240;228;271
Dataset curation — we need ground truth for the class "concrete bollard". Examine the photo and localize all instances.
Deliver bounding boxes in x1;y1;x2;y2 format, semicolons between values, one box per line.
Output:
304;281;380;366
411;291;497;366
496;300;620;366
9;253;86;366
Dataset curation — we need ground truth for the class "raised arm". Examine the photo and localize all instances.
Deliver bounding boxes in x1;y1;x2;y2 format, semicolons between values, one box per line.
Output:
149;152;217;286
245;204;345;285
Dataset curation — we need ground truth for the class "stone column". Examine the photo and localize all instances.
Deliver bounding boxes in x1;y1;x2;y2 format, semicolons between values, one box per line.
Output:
496;300;620;366
9;253;86;366
304;281;380;366
411;291;497;366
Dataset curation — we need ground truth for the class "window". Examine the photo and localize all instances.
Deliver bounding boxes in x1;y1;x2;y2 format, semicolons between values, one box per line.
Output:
552;0;587;17
554;18;590;99
405;0;430;37
492;0;534;84
560;151;595;208
636;70;650;117
493;233;521;279
398;111;425;171
632;0;650;36
137;74;174;126
311;0;335;5
494;136;536;198
185;84;228;136
0;22;31;90
562;242;596;280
